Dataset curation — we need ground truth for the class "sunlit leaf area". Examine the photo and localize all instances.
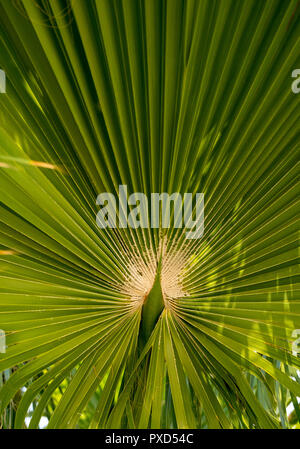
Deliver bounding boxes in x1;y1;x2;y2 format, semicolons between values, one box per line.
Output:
0;0;299;429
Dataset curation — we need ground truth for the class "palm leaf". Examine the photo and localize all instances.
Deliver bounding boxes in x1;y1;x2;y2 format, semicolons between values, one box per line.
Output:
0;0;299;429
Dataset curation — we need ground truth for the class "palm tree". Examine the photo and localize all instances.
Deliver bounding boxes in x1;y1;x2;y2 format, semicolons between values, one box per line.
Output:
0;0;299;429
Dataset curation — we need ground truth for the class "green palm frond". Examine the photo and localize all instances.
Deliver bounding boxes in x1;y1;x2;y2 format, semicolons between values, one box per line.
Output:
0;0;299;429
